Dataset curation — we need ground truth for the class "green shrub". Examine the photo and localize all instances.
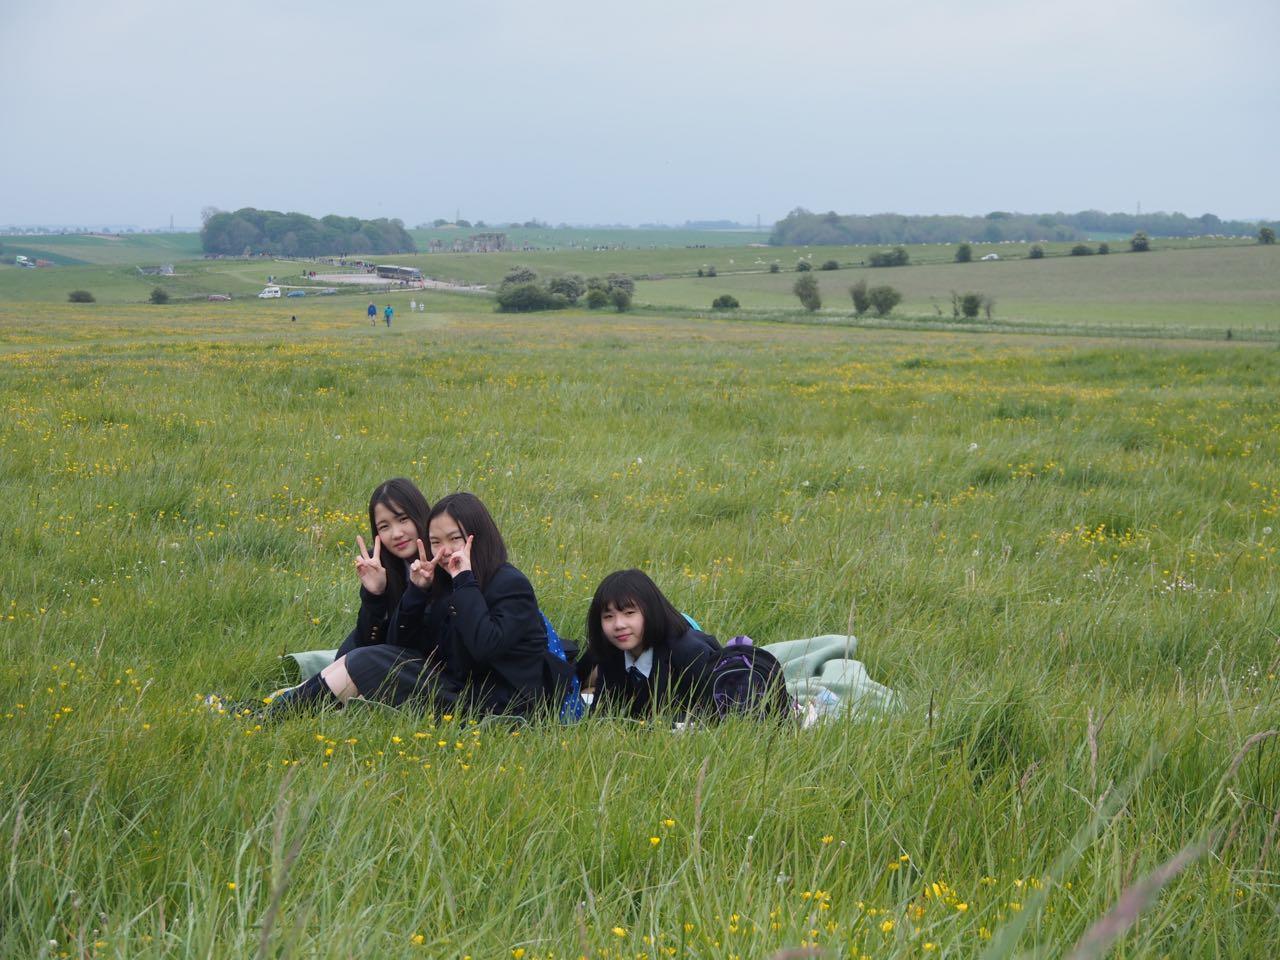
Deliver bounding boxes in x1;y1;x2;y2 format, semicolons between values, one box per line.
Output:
768;263;780;274
605;273;635;296
955;243;972;263
792;273;821;311
795;260;812;272
1028;244;1045;260
495;283;568;312
1070;243;1093;256
68;290;95;303
1097;242;1110;255
711;294;740;310
610;288;632;312
820;260;839;271
149;287;170;304
1130;231;1150;252
868;247;909;267
1260;227;1276;245
849;280;870;316
868;285;901;316
585;288;609;309
960;292;982;318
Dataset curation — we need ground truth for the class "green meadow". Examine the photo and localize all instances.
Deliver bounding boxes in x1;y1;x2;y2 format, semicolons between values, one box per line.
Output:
0;244;1278;957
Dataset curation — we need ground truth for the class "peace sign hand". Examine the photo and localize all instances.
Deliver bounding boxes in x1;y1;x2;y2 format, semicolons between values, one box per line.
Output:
442;534;474;578
409;538;438;590
355;534;387;595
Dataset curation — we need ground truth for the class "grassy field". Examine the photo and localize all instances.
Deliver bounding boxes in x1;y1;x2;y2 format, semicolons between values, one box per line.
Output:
1;297;1277;958
0;233;203;266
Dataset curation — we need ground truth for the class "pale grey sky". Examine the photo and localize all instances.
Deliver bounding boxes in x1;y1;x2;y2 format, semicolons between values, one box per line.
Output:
1;0;1276;228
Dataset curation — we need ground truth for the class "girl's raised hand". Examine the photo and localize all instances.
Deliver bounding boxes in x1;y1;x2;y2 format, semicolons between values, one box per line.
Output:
409;538;437;590
354;534;387;595
443;534;474;577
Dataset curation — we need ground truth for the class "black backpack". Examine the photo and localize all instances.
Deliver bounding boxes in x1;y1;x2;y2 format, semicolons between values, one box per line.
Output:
708;636;794;720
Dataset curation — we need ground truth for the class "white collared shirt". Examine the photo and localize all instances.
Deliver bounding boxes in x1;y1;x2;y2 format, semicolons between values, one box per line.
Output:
624;647;654;678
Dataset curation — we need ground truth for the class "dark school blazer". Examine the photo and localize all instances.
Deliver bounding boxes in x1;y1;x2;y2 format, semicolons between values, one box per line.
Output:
592;627;721;719
423;564;572;715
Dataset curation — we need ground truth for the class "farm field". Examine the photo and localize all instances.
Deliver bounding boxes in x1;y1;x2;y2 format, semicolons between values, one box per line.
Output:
638;245;1280;336
0;299;1277;958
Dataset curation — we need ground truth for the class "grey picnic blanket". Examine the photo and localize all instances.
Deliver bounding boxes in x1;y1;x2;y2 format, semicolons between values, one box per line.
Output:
762;634;901;721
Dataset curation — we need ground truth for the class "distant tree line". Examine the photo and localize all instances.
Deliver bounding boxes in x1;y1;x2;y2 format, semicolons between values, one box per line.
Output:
770;208;1279;246
201;208;416;257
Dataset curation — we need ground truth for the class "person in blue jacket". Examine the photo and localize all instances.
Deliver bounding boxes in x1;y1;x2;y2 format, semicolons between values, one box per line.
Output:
383;304;393;327
367;302;377;325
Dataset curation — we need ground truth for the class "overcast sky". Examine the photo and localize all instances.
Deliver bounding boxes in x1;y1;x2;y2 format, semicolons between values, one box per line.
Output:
1;0;1275;229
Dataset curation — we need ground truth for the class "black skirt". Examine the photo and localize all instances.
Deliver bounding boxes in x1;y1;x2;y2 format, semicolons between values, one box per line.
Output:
342;643;442;708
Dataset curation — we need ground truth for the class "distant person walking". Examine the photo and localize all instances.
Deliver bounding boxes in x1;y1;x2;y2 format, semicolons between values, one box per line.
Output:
367;302;377;326
384;304;393;327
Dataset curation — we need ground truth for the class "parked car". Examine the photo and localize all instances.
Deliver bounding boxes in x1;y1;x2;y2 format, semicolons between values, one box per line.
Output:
258;286;282;299
286;290;306;298
981;253;1000;261
207;294;232;302
317;288;338;296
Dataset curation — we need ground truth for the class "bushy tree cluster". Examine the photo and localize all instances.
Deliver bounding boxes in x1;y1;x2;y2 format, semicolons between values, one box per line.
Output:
1070;243;1094;256
867;285;901;316
201;208;416;257
711;294;740;310
495;268;595;313
849;280;870;316
1130;232;1150;252
792;273;821;311
1028;245;1045;260
148;287;170;304
955;243;972;263
67;290;95;303
868;247;909;267
1260;227;1276;245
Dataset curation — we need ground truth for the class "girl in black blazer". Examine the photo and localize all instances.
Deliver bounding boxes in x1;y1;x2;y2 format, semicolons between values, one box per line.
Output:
584;569;720;719
413;492;571;716
252;476;436;715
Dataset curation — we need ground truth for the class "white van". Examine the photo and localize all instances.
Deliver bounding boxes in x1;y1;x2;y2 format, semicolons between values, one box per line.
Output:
258;285;282;299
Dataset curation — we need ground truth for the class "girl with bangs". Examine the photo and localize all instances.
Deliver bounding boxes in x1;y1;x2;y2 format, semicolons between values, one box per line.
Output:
248;477;435;714
584;569;721;719
413;492;572;716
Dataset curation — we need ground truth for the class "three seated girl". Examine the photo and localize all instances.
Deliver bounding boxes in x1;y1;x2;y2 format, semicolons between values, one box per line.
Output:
255;477;723;721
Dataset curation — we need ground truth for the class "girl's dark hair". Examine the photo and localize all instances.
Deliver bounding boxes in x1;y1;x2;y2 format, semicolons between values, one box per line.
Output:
586;569;690;662
368;478;432;607
427;492;508;594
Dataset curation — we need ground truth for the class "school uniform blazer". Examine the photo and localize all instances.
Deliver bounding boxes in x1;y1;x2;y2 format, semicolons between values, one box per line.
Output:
594;628;721;719
424;564;569;715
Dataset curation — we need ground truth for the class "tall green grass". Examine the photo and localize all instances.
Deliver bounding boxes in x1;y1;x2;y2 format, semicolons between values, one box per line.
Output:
1;304;1277;957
